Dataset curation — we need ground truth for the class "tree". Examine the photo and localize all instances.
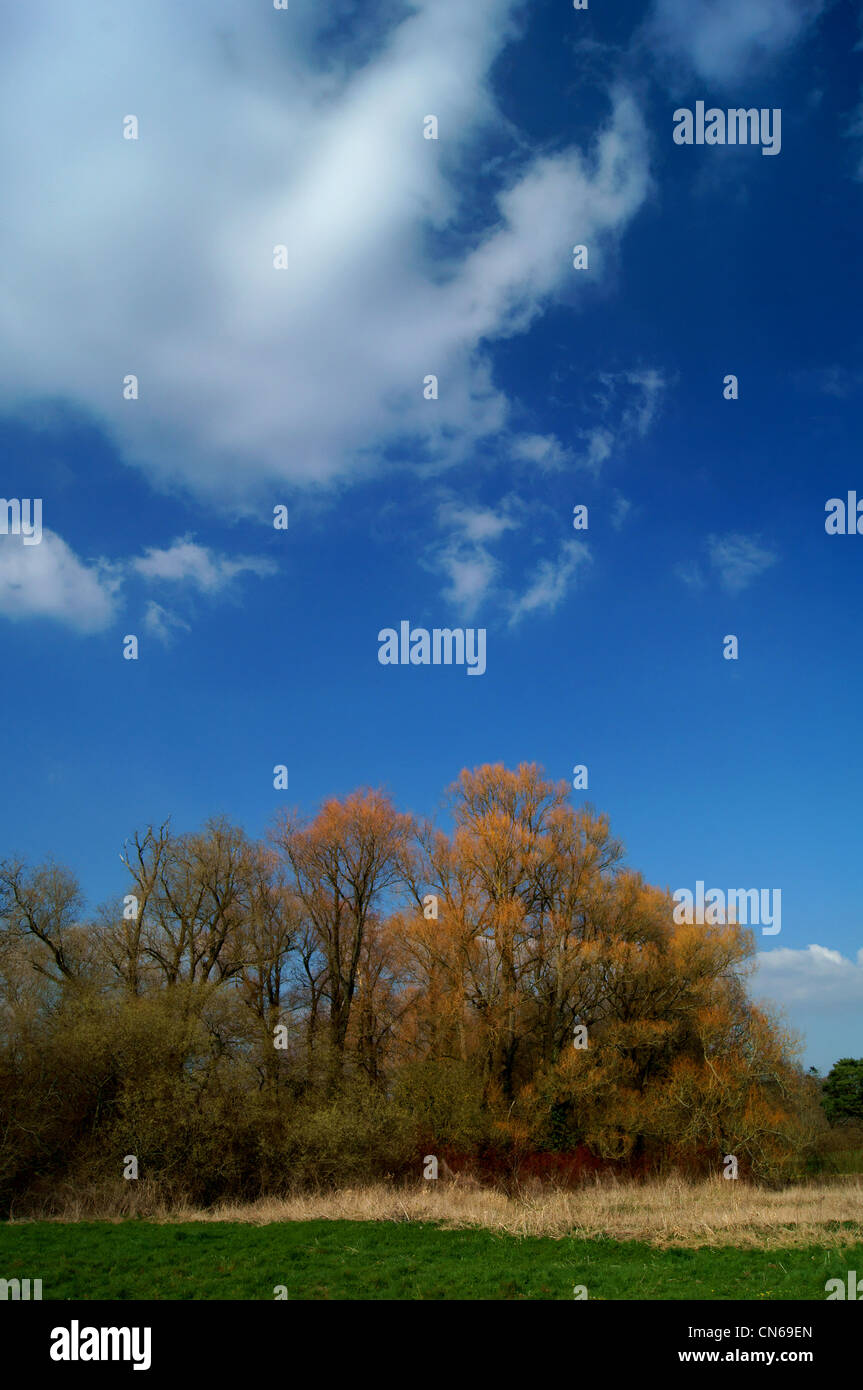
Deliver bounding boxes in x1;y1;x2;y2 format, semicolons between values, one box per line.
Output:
0;766;819;1209
271;789;414;1084
0;857;88;983
821;1058;863;1125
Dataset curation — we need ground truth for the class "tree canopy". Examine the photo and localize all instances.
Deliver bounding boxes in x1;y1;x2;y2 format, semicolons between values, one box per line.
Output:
0;764;825;1212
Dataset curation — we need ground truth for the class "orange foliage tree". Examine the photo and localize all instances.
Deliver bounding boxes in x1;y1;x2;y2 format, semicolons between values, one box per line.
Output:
0;764;816;1203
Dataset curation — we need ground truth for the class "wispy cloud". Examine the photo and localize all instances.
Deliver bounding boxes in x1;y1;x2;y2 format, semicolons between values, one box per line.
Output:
848;89;863;179
427;495;592;624
573;369;666;474
674;560;706;591
132;538;277;593
611;491;633;531
510;434;575;472
643;0;826;86
428;498;522;617
436;547;500;615
0;530;276;635
799;363;863;397
436;502;521;546
708;533;778;593
507;539;591;626
143;601;191;647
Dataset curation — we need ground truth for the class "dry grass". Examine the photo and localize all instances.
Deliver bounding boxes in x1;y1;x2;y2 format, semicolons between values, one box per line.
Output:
11;1174;863;1248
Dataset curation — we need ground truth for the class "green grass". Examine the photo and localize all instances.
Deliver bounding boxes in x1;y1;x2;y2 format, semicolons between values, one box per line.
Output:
1;1219;860;1300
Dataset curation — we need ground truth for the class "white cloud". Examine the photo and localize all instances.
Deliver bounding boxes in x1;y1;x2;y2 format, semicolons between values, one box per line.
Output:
846;91;863;179
510;434;575;472
606;368;666;437
132;538;276;592
436;546;500;615
755;944;863;1011
579;427;615;473
611;491;632;530
574;370;666;474
143;601;191;647
0;528;275;635
428;498;522;617
674;560;706;590
436;501;521;545
428;496;593;622
707;532;778;593
799;364;863;396
0;530;118;632
507;539;591;626
0;2;649;505
644;0;826;85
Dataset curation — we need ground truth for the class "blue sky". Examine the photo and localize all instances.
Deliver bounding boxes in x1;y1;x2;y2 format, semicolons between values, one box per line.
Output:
1;0;861;1071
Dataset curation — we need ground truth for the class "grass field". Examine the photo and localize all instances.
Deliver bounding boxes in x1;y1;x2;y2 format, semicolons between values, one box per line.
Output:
14;1173;863;1246
1;1217;862;1300
2;1178;862;1300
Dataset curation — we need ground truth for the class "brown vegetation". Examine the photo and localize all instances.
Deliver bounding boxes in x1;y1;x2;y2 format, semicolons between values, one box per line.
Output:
10;1176;863;1251
0;764;835;1215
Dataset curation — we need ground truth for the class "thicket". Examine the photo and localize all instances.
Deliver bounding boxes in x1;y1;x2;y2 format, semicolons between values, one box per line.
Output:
0;764;833;1213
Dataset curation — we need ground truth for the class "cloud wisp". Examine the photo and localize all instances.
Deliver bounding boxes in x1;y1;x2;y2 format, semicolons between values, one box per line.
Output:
0;532;276;637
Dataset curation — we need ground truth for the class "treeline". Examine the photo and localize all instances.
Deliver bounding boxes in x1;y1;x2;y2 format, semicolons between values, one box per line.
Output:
0;764;832;1212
